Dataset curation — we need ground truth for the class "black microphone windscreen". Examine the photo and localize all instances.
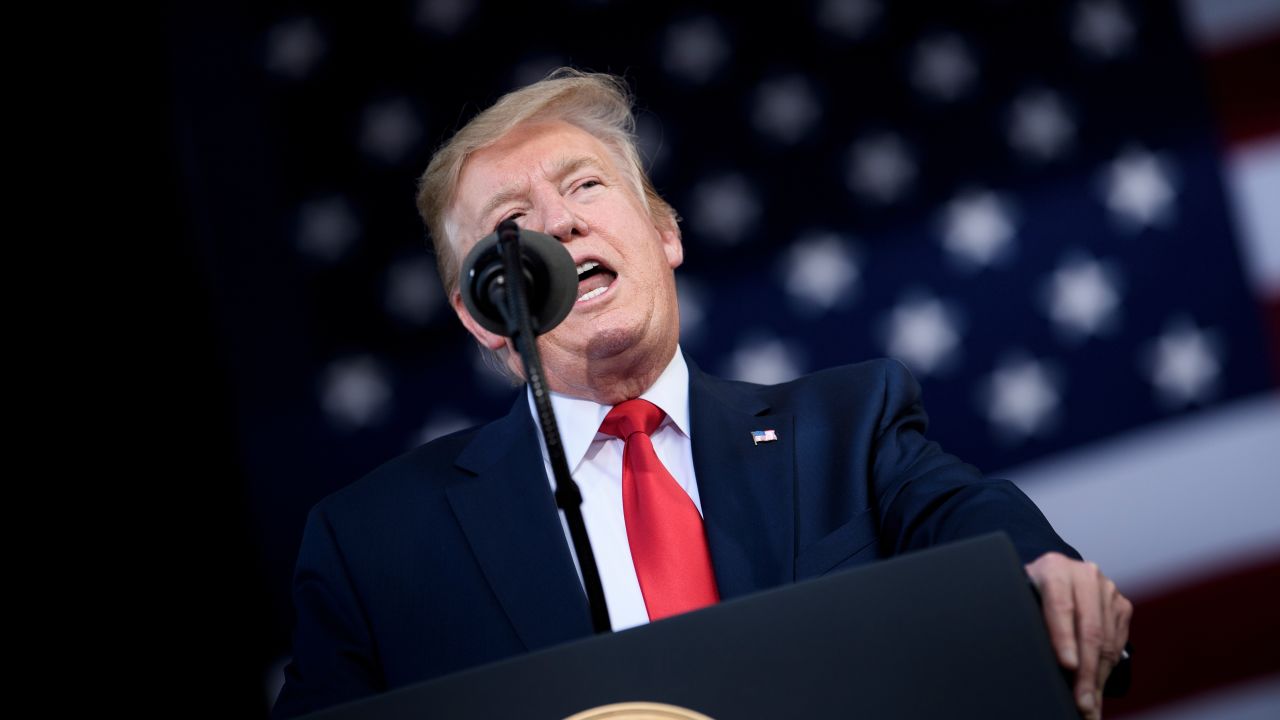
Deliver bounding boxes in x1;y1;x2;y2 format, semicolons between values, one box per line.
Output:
459;227;577;337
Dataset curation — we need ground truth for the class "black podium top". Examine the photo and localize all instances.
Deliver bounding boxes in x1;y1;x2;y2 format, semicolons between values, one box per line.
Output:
302;533;1077;720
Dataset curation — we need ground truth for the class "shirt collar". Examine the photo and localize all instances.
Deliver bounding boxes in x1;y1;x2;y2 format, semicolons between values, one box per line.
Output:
527;345;690;473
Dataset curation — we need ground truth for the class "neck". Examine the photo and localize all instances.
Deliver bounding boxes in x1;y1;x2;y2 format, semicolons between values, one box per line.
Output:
541;341;677;405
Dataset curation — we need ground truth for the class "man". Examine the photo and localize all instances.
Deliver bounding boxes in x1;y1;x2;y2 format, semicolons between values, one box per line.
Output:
274;69;1131;719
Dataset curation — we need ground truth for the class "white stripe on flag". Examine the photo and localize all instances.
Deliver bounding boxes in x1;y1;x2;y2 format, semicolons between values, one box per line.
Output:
1002;392;1280;598
1225;135;1280;297
1122;673;1280;720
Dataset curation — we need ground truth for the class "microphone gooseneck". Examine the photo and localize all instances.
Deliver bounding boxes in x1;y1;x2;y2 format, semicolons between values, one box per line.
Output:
460;220;613;634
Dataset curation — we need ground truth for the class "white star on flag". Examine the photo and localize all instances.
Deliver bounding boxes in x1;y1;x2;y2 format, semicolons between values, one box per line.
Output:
360;97;423;165
752;74;822;145
1144;318;1224;408
662;15;731;84
783;232;860;313
296;195;361;263
815;0;881;40
939;189;1018;270
688;173;761;245
384;257;442;326
911;32;978;102
1102;147;1178;230
415;0;477;36
321;356;392;431
1007;88;1076;162
846;133;916;204
1073;0;1136;60
726;336;806;385
982;355;1062;441
265;17;327;80
881;293;964;377
1041;253;1124;341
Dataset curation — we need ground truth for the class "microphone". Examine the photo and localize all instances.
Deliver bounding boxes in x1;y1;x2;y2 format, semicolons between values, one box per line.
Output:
459;220;616;633
459;220;577;337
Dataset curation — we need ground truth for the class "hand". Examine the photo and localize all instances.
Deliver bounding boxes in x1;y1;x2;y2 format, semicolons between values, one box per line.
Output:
1025;552;1132;720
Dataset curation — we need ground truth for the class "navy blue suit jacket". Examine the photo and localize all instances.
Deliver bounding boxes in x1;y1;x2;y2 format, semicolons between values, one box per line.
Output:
273;357;1077;718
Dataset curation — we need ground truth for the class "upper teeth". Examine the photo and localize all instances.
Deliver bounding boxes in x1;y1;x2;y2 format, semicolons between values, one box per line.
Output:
576;260;599;276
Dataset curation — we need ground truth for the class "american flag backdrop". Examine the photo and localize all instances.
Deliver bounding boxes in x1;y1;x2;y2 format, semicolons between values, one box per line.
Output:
167;0;1280;716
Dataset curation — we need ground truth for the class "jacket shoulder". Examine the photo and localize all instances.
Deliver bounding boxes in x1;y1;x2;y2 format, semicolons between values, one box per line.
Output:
690;356;922;434
760;357;920;414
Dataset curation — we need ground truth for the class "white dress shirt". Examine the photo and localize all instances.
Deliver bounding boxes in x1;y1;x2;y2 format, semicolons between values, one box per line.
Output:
527;346;702;631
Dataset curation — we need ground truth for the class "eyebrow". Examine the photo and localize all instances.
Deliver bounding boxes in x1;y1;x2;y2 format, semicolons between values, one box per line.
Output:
476;154;605;230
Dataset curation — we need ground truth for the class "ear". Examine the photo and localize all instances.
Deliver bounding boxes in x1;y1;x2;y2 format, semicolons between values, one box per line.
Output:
452;291;508;351
657;213;683;270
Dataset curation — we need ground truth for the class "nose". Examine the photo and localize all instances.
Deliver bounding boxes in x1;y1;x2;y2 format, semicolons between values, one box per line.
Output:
539;192;587;242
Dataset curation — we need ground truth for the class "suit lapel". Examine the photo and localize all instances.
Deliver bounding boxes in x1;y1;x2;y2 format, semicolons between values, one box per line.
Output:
688;359;796;600
446;394;593;650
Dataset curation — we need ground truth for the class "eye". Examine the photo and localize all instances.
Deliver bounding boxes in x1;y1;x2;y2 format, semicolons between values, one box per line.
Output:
575;179;602;192
498;211;524;226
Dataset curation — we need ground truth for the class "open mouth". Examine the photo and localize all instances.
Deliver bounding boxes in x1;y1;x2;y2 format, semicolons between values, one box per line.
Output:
575;260;617;303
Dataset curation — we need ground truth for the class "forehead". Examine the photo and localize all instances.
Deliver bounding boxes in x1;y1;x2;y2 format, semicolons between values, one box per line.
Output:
442;120;622;240
448;121;616;227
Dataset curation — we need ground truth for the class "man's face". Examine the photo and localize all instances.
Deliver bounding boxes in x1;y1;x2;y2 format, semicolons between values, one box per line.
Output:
445;120;684;396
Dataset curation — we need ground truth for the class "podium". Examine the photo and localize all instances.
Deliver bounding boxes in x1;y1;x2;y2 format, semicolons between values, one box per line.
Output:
300;533;1078;719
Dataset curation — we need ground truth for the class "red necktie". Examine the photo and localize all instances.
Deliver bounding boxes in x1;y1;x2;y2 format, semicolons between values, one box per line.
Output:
600;398;719;621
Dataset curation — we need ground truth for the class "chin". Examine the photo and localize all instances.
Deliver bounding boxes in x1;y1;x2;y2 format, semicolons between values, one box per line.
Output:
577;316;671;364
583;326;640;360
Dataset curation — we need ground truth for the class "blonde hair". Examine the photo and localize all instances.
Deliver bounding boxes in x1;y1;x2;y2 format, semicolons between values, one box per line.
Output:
416;67;679;299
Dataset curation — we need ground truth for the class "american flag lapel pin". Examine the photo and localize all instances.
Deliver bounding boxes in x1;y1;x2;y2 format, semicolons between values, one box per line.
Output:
751;429;778;445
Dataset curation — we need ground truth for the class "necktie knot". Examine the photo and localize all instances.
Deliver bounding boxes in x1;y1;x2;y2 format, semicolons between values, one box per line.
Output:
600;398;665;439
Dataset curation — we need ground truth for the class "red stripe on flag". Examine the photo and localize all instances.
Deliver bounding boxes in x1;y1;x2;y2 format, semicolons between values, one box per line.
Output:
1108;554;1280;717
1203;31;1280;146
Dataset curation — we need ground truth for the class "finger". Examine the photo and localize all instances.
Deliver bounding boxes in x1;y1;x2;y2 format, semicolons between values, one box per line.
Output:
1112;590;1134;693
1097;656;1115;708
1037;572;1079;670
1097;577;1117;693
1074;563;1104;718
1115;589;1133;649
